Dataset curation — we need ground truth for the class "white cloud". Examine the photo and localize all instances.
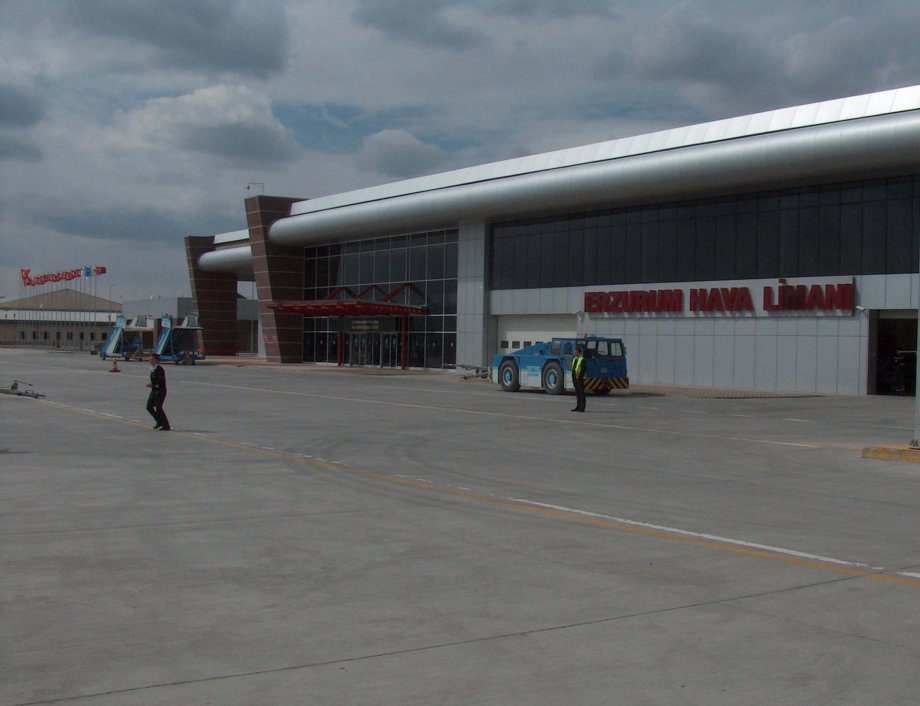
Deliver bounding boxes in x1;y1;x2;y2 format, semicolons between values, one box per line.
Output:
106;84;300;165
358;129;445;178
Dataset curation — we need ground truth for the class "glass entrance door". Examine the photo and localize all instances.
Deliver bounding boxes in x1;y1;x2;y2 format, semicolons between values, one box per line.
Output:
348;331;401;368
381;333;401;368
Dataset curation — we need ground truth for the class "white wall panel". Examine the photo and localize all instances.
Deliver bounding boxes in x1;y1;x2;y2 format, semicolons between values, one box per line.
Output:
713;336;734;387
885;274;912;309
816;336;839;393
795;336;818;392
693;335;715;387
639;334;658;381
656;335;676;384
733;335;756;389
836;337;861;395
755;336;778;390
777;336;798;391
674;333;694;384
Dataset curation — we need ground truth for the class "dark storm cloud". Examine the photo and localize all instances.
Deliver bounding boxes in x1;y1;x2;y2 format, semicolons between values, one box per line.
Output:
352;0;615;49
172;122;301;166
29;203;236;246
0;135;42;162
0;84;46;127
55;0;288;77
352;0;486;50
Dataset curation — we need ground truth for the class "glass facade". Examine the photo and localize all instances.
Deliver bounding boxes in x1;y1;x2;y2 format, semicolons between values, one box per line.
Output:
303;229;458;368
490;175;920;290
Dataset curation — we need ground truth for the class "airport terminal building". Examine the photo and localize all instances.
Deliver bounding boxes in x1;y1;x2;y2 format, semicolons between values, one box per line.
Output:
187;86;920;395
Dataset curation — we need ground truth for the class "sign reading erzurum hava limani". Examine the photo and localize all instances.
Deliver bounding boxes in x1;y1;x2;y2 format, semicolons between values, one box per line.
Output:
20;266;107;286
584;278;855;316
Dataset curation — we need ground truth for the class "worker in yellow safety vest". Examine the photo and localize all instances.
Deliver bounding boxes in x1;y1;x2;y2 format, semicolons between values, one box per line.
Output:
571;346;587;412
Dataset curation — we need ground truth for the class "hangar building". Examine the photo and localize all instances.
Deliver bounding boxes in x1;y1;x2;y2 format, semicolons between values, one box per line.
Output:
187;85;920;395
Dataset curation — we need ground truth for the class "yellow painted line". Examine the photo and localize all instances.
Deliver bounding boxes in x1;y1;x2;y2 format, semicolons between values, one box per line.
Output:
863;446;920;463
39;400;920;588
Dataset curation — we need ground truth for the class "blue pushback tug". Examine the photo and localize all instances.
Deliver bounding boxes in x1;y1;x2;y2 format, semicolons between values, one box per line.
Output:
491;336;629;395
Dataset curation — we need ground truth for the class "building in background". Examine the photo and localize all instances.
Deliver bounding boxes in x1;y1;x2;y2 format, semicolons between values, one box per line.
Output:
0;289;120;351
187;85;920;395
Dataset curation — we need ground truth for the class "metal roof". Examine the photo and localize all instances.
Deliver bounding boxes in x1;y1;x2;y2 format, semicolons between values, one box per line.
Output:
287;85;920;217
200;85;920;270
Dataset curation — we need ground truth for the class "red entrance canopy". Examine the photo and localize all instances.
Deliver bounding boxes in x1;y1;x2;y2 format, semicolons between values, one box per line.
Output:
267;282;430;317
268;299;429;317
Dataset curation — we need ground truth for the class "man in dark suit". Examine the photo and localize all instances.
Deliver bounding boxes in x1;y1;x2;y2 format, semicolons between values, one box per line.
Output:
146;353;170;430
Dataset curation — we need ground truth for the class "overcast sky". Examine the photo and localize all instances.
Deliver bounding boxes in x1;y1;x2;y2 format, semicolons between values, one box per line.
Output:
2;0;919;302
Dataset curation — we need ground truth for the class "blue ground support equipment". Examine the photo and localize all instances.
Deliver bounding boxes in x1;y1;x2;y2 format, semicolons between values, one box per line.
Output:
491;336;628;395
154;314;206;365
99;314;149;361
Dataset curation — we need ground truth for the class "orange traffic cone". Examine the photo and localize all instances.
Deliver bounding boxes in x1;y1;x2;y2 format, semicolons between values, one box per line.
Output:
110;358;120;373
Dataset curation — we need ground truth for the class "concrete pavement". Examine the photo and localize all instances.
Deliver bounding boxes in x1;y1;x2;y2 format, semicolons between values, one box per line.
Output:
3;348;920;705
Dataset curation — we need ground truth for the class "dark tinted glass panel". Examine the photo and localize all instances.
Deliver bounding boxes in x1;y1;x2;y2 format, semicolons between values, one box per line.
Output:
527;232;542;288
756;211;779;278
657;221;677;282
343;253;359;285
624;223;641;283
541;230;556;285
583;228;598;285
359;252;374;283
569;230;585;288
676;220;695;281
515;233;529;289
715;215;735;280
640;222;658;282
409;247;427;281
887;199;913;273
818;206;840;275
427;244;445;280
445;243;458;279
389;248;407;282
409;281;426;307
840;203;862;274
409;334;425;367
735;213;756;278
328;256;342;287
444;280;457;314
372;251;388;283
303;259;317;289
444;333;456;366
425;333;443;368
797;207;820;275
696;217;716;281
778;210;798;275
554;231;569;286
862;201;887;274
427;280;444;314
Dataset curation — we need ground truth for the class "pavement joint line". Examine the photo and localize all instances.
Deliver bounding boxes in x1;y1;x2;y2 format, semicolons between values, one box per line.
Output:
31;399;920;588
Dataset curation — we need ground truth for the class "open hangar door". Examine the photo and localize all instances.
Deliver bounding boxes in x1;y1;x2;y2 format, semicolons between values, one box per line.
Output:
873;310;917;396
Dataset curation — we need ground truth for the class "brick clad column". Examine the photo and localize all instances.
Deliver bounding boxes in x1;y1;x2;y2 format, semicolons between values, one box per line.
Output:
185;235;238;355
247;195;305;363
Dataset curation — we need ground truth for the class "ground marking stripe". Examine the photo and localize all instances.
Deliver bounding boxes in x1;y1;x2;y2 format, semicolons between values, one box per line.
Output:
185;380;821;449
32;400;920;587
